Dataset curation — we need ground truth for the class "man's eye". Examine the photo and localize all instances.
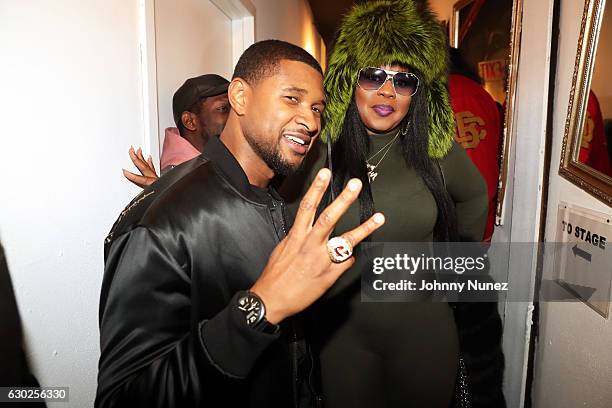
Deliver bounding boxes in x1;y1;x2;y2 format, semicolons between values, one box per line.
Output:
312;106;323;115
285;96;298;103
217;105;229;113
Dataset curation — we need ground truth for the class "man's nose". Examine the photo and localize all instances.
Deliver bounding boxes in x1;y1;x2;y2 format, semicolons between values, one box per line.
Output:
296;108;319;135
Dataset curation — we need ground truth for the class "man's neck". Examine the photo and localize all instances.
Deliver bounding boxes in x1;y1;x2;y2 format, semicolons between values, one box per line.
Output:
219;123;274;188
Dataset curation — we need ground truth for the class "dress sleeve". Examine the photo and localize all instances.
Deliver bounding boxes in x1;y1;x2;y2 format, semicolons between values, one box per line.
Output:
440;142;488;242
96;227;280;408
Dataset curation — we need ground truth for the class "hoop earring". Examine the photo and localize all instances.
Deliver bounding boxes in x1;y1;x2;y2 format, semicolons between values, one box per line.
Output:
400;120;411;136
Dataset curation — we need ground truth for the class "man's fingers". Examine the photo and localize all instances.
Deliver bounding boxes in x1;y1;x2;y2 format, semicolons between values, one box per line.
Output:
340;212;385;248
311;178;363;240
291;168;331;234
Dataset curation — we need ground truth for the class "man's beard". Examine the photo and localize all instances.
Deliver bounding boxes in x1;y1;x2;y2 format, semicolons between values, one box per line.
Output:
243;131;302;176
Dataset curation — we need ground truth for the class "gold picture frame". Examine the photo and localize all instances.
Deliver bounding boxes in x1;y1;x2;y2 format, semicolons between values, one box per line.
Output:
559;0;612;206
450;0;476;49
450;0;524;225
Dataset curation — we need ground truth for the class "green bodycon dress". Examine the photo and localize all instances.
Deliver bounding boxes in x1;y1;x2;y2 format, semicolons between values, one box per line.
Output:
280;130;488;408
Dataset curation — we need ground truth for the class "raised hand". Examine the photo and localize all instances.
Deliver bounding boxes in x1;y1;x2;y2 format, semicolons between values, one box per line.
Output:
250;168;385;324
122;146;159;188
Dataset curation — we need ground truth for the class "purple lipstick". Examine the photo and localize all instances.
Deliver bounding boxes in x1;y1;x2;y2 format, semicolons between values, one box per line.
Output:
372;104;395;117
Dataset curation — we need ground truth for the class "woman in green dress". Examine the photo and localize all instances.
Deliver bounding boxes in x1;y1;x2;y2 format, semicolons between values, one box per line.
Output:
282;1;505;407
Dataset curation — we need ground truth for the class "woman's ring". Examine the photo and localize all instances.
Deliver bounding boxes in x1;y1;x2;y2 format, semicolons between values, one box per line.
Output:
326;236;353;263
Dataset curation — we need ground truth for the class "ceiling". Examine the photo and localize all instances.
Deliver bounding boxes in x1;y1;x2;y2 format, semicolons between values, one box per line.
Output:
307;0;357;47
307;0;431;48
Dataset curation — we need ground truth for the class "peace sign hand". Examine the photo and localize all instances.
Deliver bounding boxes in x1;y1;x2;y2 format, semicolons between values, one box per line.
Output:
250;168;385;324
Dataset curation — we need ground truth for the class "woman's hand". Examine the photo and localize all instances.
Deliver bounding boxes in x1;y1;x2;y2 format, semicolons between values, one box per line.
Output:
123;146;159;188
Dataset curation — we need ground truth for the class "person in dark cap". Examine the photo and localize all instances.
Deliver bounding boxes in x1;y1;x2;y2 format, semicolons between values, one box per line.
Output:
123;74;230;187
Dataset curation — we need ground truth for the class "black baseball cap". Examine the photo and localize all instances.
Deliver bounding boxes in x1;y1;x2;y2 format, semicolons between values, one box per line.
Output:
172;74;230;127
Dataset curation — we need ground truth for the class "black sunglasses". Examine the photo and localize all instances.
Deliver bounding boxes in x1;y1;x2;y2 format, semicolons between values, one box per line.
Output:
357;67;419;97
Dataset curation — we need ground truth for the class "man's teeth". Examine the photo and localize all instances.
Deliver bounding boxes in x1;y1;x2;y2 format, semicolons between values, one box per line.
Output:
285;135;306;145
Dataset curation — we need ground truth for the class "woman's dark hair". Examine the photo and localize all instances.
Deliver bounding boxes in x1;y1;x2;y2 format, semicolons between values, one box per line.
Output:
326;74;459;241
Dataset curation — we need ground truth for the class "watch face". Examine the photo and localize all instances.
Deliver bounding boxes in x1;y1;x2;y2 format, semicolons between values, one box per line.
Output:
238;294;263;326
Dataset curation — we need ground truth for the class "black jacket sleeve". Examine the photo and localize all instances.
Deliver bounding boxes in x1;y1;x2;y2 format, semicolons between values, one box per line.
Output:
96;227;280;408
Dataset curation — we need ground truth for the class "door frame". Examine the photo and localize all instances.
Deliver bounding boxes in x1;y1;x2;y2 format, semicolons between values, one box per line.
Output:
137;0;255;165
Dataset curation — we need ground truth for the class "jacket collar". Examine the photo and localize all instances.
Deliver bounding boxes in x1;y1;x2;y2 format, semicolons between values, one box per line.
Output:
202;136;281;205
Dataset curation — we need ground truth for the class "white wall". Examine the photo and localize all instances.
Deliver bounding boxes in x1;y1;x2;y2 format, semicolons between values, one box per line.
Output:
533;0;612;406
429;0;456;22
251;0;325;64
0;1;146;406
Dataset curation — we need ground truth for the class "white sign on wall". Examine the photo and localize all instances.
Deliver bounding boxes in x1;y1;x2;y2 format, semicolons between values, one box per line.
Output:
555;202;612;318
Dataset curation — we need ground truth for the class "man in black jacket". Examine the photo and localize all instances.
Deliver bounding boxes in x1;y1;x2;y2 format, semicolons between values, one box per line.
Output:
96;40;385;408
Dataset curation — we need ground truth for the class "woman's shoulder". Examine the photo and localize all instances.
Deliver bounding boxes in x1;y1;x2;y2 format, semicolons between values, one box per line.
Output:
438;141;485;181
439;141;467;166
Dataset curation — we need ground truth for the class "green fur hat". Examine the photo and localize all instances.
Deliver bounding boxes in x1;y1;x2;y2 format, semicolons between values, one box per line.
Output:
323;0;454;158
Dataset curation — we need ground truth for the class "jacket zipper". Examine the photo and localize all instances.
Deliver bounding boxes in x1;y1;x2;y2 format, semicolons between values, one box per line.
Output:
271;199;322;407
268;199;300;407
270;199;287;237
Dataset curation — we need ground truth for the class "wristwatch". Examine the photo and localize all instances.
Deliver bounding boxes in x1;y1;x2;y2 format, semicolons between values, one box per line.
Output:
236;291;279;334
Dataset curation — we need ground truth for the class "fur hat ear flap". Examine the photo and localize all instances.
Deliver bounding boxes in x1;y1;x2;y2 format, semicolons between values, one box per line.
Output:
427;80;455;159
322;0;455;159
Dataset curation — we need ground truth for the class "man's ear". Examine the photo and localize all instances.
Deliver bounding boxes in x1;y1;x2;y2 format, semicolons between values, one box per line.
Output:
228;78;249;116
181;111;197;132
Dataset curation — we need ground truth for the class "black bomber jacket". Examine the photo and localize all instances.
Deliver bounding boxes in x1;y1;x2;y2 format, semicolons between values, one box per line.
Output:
96;136;317;408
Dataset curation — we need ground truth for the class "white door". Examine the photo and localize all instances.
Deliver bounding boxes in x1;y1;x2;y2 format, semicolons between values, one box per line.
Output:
532;0;612;407
151;0;234;156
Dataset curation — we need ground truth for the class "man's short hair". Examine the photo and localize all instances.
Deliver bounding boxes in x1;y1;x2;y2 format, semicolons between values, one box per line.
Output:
232;40;323;84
